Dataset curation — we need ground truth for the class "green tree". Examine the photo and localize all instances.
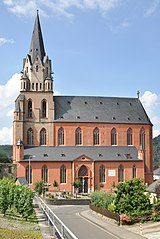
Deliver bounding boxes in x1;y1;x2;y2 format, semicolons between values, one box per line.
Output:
34;180;45;195
114;178;151;217
72;180;82;197
17;186;34;220
8;181;16;209
0;178;10;216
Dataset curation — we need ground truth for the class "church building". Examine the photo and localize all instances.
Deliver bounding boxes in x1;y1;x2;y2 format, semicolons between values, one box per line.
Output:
13;13;153;193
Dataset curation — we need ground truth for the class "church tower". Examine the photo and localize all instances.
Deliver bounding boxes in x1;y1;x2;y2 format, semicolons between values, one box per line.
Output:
13;12;54;163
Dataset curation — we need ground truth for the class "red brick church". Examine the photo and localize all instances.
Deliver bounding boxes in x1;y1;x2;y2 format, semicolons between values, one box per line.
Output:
13;13;153;193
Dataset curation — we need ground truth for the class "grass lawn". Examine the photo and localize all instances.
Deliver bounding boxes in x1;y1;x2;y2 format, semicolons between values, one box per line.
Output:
0;209;42;239
0;228;42;239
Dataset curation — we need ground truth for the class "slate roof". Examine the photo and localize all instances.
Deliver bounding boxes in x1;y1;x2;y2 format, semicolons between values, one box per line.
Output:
16;177;28;185
23;146;140;162
54;96;151;124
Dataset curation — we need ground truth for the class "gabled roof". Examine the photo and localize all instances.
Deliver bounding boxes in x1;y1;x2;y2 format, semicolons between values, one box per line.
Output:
15;177;28;185
29;11;45;63
54;96;151;124
23;146;140;162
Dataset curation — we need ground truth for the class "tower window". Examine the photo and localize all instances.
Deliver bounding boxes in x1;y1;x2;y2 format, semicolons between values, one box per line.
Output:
40;83;42;90
140;127;145;150
32;83;34;90
36;65;38;72
36;83;38;91
42;100;47;118
40;128;46;145
28;100;32;118
27;128;34;145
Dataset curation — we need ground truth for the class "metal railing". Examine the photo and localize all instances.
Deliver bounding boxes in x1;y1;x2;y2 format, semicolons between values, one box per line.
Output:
35;195;78;239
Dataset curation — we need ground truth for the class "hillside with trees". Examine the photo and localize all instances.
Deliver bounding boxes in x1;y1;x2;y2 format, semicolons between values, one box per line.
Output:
0;145;12;163
153;135;160;169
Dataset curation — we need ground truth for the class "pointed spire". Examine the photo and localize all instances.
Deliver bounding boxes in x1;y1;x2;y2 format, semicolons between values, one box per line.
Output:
29;11;46;63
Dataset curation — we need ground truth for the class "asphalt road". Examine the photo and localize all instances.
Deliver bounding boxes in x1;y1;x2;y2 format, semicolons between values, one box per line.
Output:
49;205;120;239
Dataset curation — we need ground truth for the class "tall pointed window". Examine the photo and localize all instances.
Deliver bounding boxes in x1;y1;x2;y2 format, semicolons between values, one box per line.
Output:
127;128;132;145
27;128;34;145
42;100;47;118
140;127;145;150
42;165;48;183
118;165;124;182
28;100;32;118
60;165;66;183
58;127;64;145
100;165;105;183
93;127;99;145
76;127;82;145
26;165;32;184
111;128;117;145
132;165;136;178
40;128;46;145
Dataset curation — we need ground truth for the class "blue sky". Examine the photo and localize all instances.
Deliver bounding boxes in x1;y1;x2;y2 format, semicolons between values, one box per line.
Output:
0;0;160;144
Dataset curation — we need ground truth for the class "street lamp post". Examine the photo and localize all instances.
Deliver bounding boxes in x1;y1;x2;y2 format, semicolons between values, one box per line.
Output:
28;155;35;187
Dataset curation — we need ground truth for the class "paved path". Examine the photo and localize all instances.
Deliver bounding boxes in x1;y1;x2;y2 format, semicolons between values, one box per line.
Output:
49;205;146;239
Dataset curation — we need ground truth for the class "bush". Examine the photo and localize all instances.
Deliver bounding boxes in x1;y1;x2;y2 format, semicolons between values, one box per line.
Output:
91;191;115;210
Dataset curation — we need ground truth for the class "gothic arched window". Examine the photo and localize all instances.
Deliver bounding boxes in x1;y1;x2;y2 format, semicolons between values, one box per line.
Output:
127;128;132;145
42;165;48;183
28;100;32;118
132;165;136;178
118;165;124;182
100;165;105;183
58;127;64;145
140;127;145;150
111;128;117;145
40;128;46;145
26;165;32;184
93;127;99;145
75;127;82;145
60;165;66;183
27;128;34;145
42;100;47;118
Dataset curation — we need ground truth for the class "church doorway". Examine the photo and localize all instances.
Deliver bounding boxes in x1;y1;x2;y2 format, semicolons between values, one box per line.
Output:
78;165;88;193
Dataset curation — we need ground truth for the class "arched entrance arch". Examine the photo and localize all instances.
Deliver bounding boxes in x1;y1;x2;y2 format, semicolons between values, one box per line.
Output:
78;165;88;193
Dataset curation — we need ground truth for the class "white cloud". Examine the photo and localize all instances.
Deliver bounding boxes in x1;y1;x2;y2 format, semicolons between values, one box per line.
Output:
0;73;20;110
0;73;20;144
144;0;160;17
0;127;13;145
140;91;160;138
0;37;14;46
3;0;121;17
